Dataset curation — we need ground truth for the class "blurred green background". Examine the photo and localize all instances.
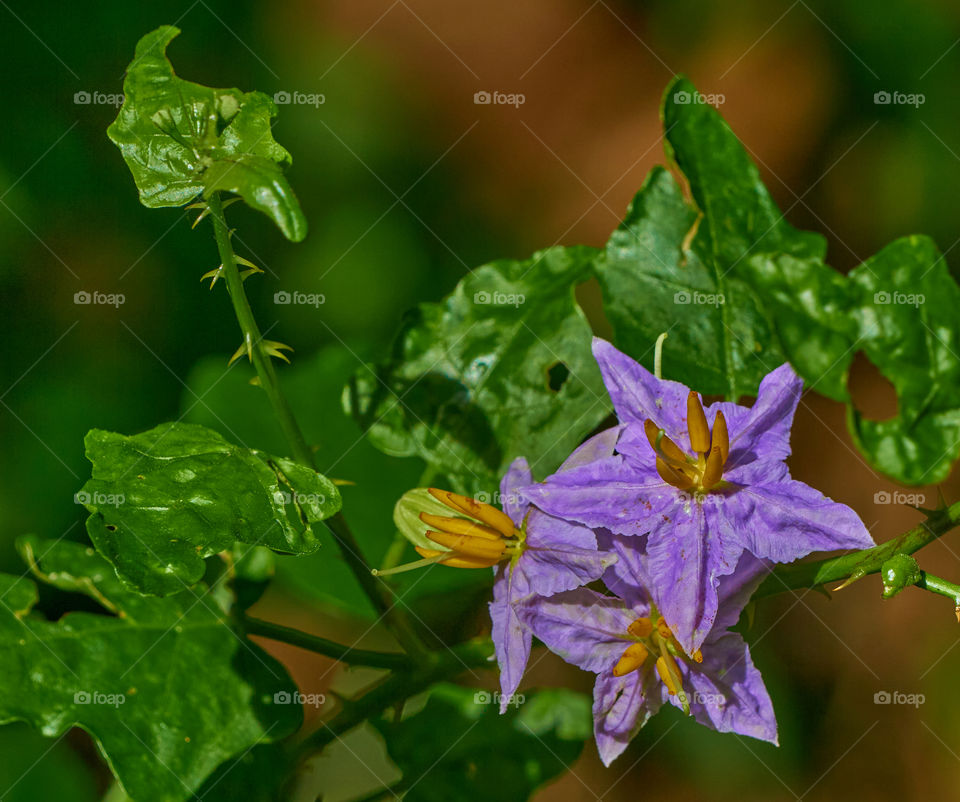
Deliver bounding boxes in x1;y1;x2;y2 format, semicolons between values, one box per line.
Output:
2;0;960;798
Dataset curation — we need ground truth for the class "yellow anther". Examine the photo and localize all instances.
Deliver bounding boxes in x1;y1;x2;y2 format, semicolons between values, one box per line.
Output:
687;391;711;453
613;642;649;677
712;409;729;465
428;488;516;538
627;617;654;638
691;649;703;664
644;419;689;464
656;618;673;639
656;458;695;490
655;654;684;697
413;546;500;569
419;512;502;541
425;530;506;559
701;445;724;490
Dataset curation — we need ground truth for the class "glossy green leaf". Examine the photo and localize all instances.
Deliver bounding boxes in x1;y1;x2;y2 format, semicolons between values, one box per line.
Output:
373;684;591;801
79;422;341;596
0;536;300;802
344;246;610;496
596;75;960;482
108;25;307;241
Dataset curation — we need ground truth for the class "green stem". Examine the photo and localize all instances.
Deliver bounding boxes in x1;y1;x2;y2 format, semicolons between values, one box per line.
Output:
241;615;413;670
206;193;427;658
755;500;960;598
916;571;960;607
294;639;492;762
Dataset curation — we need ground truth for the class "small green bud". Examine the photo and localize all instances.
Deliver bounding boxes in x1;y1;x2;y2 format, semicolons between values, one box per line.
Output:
880;554;922;599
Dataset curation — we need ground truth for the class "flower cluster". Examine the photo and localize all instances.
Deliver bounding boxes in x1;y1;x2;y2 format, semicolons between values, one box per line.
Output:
390;338;873;764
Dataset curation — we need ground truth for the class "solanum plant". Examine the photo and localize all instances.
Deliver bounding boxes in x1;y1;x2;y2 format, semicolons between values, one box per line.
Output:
2;23;960;802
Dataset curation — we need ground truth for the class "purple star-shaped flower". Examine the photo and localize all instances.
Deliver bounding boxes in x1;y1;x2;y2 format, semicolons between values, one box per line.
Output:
521;338;874;655
490;429;619;712
518;535;777;765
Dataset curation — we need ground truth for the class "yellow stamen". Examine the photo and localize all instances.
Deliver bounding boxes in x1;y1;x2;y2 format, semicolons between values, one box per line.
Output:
419;512;502;541
655;654;684;697
701;445;724;489
425;530;506;559
643;419;688;465
613;642;649;677
712;409;729;464
691;649;703;663
656;618;673;640
656;457;695;490
627;617;653;638
414;546;500;569
428;488;516;538
687;391;711;453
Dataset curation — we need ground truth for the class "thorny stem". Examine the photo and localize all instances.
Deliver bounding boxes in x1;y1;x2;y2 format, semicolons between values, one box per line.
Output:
756;500;960;600
241;614;413;670
206;193;428;658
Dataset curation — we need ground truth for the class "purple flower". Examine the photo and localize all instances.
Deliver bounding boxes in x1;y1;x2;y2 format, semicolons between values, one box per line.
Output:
490;430;619;712
517;537;777;765
521;338;874;656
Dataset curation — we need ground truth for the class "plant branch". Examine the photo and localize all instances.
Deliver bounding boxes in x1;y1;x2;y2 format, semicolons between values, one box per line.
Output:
241;615;413;670
206;192;428;657
755;500;960;598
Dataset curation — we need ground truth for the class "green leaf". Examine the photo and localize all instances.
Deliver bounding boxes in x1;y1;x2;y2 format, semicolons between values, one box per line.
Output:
0;536;301;802
79;421;341;596
372;684;591;801
596;75;960;483
108;25;307;241
344;246;610;496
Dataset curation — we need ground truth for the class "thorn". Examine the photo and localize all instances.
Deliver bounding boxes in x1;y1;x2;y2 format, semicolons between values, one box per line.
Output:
200;265;223;289
833;569;866;592
228;341;251;366
249;376;261;387
263;340;293;364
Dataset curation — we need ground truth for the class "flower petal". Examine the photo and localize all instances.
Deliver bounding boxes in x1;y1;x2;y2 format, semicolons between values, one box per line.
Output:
724;474;874;562
681;632;778;744
558;425;623;471
500;457;533;524
523;518;615;597
515;588;634;673
490;565;533;712
592;669;661;766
